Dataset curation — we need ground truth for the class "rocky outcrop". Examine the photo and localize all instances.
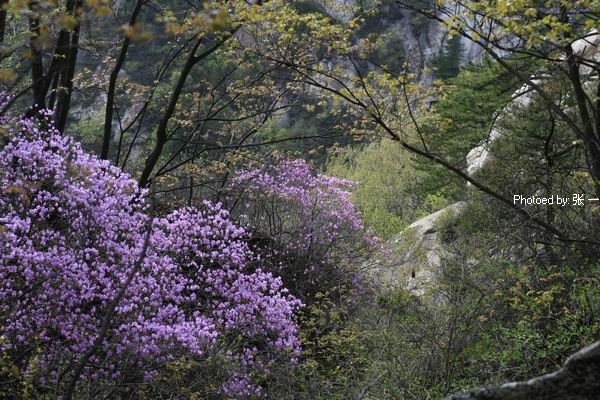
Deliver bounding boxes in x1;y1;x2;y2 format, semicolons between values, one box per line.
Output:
570;29;600;76
466;82;537;178
373;202;467;295
312;0;485;85
445;341;600;400
466;30;600;179
394;8;444;85
315;0;356;23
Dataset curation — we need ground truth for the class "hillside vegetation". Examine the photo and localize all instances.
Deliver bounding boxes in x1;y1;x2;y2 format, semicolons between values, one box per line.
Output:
1;0;600;399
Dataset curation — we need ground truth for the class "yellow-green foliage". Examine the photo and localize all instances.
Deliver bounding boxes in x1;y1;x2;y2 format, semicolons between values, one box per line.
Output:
326;138;451;238
265;288;372;399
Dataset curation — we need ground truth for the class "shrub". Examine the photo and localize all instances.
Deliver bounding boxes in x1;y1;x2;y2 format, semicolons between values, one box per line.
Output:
0;104;301;397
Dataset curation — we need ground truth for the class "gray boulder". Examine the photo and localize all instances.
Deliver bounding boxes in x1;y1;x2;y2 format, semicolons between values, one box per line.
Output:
446;341;600;400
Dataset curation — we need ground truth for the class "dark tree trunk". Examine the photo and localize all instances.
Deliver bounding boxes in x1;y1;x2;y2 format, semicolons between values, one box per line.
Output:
138;29;238;188
0;0;8;43
29;16;45;109
101;0;145;160
138;39;202;188
565;47;600;194
54;0;82;133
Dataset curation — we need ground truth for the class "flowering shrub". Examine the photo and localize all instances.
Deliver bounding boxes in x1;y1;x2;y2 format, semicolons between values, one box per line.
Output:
228;157;378;299
225;157;380;398
0;105;301;396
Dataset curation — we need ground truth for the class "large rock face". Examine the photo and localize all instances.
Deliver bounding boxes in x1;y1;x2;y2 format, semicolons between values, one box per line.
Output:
312;0;485;85
445;341;600;400
372;202;467;295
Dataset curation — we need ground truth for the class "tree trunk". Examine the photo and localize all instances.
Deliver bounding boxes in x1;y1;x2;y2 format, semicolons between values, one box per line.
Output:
101;0;145;160
54;0;82;133
0;0;8;43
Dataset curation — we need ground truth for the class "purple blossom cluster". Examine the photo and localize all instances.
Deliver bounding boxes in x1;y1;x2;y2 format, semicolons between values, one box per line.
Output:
232;157;377;258
229;157;379;295
0;106;301;396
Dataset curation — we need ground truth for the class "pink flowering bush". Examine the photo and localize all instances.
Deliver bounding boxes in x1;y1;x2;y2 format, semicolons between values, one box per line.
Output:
226;157;380;397
228;157;378;300
0;104;301;396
